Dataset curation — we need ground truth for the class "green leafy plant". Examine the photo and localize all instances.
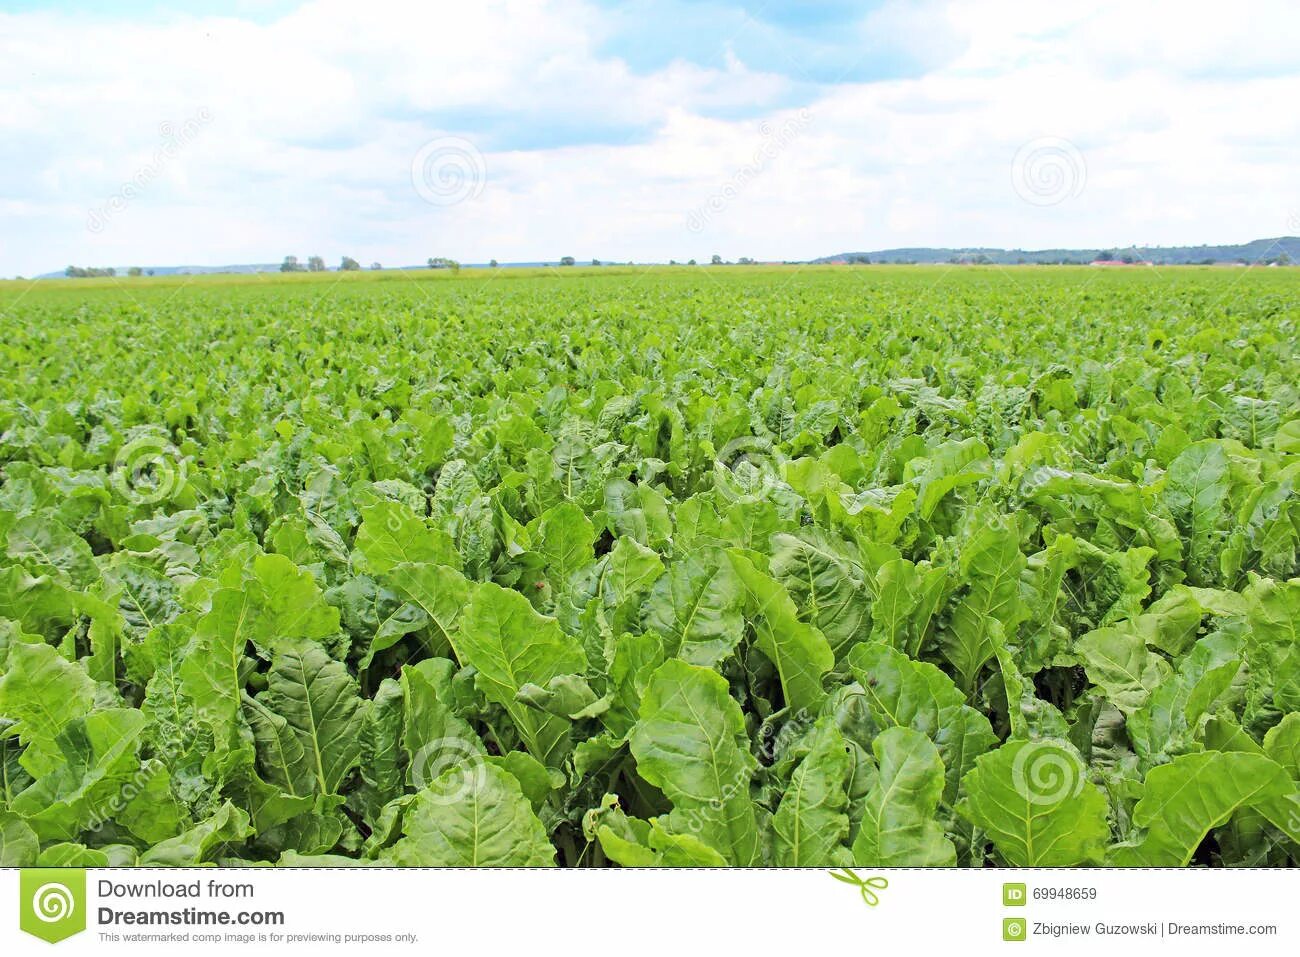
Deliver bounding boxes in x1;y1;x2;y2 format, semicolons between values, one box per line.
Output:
0;266;1296;866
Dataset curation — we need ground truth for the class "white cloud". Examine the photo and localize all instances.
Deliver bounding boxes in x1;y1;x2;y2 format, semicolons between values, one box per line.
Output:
0;0;1297;275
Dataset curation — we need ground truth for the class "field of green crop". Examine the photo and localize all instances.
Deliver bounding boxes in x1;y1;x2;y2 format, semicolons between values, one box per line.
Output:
0;265;1297;867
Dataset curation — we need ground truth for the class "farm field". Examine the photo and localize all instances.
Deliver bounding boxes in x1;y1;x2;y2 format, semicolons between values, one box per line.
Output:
0;265;1297;868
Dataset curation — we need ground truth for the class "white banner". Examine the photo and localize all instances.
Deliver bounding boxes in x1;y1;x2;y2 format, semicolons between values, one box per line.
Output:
3;868;1297;955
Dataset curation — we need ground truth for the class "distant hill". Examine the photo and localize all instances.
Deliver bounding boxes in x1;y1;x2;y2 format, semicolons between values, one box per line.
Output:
32;238;1300;279
36;263;283;279
813;237;1300;266
34;261;598;279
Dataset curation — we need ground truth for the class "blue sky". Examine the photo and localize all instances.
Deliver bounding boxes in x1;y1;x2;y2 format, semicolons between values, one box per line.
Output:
1;0;1298;275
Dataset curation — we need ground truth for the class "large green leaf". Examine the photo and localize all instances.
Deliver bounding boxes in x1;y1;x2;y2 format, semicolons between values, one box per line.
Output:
1162;440;1230;586
385;562;472;655
1075;625;1169;714
629;659;760;865
852;726;955;867
642;548;744;666
1111;751;1295;866
450;581;586;767
139;801;253;865
772;719;852;865
179;589;252;752
10;708;148;841
256;640;364;795
941;522;1026;689
728;550;834;712
353;500;458;574
769;529;871;660
868;557;947;658
845;642;996;804
958;739;1109;866
537;502;597;586
0;640;95;777
384;763;554;866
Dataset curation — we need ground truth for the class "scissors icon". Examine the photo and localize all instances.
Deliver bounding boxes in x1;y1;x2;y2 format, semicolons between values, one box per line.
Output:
829;868;889;906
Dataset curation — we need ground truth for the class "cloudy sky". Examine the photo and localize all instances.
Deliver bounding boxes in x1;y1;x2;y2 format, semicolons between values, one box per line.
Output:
1;0;1298;275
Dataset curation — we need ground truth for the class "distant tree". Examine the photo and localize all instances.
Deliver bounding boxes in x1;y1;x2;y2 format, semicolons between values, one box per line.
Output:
489;259;499;268
669;259;678;265
370;262;382;271
1120;254;1135;264
128;266;143;276
105;267;116;276
559;256;575;267
687;259;697;265
340;256;361;271
591;258;601;266
738;257;756;265
65;266;84;277
307;256;326;272
146;269;155;276
427;257;459;271
711;254;723;265
280;256;303;273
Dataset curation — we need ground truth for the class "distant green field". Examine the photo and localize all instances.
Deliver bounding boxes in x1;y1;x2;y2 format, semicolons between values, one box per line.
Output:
1;265;1297;868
